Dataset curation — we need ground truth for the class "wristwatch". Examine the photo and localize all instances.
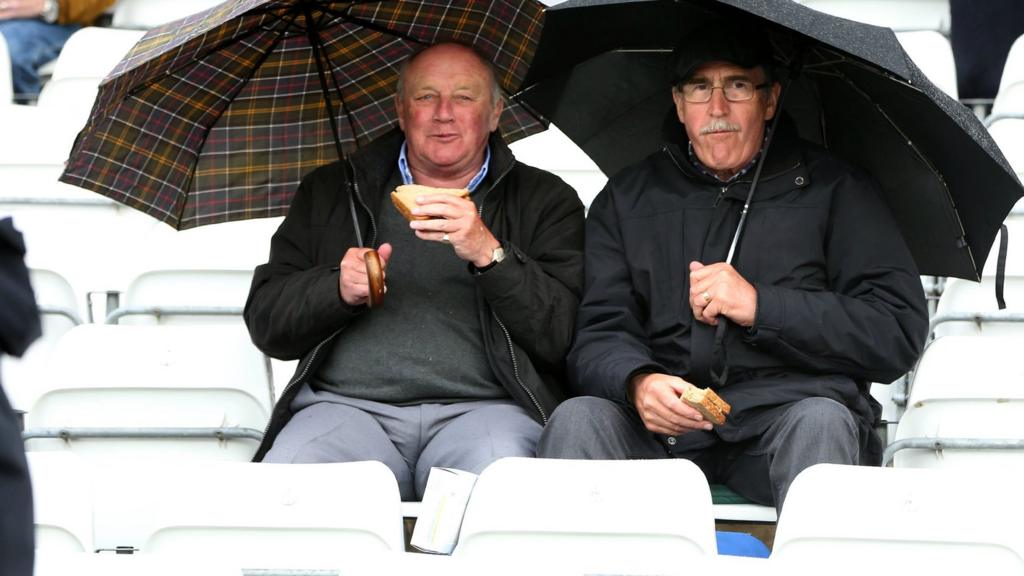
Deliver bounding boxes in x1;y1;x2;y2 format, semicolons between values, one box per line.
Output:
41;0;59;23
475;245;505;273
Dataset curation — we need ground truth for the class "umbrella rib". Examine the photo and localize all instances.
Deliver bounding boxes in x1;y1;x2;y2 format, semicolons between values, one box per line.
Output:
319;5;432;46
830;64;976;275
127;7;300;98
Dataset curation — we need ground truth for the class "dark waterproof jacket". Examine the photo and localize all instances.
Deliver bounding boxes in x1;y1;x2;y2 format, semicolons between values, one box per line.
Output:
245;129;585;460
568;124;929;464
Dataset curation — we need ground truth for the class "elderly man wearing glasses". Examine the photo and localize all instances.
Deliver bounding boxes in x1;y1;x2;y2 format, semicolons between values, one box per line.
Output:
537;20;928;512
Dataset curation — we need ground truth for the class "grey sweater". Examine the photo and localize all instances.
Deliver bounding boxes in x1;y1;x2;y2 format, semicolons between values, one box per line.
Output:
309;173;506;404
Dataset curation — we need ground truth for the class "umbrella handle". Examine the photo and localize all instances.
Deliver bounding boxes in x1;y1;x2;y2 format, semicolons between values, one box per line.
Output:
364;249;385;308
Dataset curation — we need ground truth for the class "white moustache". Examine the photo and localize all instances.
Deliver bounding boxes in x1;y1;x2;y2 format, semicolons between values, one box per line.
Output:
700;119;741;135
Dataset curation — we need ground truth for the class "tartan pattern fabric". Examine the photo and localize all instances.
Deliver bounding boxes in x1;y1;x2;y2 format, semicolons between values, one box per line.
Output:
60;0;546;229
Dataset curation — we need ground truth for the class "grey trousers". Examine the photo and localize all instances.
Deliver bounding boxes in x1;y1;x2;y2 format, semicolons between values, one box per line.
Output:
536;396;859;511
263;384;542;501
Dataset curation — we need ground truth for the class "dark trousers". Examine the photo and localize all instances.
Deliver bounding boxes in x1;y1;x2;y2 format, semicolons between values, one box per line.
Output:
536;395;859;511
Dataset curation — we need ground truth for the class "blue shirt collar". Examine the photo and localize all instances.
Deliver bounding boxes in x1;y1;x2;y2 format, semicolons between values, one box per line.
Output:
398;141;490;194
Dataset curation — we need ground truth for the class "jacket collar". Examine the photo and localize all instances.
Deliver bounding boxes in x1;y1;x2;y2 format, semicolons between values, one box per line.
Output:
665;113;809;202
349;127;516;197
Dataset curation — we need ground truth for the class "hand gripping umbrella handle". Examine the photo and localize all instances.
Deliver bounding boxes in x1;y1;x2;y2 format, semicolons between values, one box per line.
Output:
364;249;385;308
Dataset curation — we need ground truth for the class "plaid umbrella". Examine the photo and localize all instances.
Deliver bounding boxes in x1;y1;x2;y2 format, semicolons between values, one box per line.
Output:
59;0;546;230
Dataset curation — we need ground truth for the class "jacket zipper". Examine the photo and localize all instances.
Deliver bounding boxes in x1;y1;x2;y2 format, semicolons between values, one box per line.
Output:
493;311;546;423
349;160;377;246
714;186;728;207
477;161;548;424
259;330;340;443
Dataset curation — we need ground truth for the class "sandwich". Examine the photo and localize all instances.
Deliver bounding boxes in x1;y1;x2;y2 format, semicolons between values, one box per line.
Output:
390;184;470;221
680;386;731;426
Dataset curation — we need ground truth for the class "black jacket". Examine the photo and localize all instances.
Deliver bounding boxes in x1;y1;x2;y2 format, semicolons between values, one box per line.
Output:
245;130;585;460
0;218;38;576
568;124;929;463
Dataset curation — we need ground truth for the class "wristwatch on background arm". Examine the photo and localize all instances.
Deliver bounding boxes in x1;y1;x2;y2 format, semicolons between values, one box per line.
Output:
41;0;59;23
474;245;505;273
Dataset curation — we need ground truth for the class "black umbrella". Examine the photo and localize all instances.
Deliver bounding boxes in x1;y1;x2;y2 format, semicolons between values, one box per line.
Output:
517;0;1024;280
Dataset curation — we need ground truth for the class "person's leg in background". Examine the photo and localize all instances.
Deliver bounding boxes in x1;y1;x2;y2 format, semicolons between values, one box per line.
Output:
0;19;78;102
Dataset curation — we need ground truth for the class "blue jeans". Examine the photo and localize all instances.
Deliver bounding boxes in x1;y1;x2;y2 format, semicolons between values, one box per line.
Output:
0;19;79;102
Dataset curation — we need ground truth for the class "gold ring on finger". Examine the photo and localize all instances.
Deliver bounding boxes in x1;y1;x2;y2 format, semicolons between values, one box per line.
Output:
701;291;711;303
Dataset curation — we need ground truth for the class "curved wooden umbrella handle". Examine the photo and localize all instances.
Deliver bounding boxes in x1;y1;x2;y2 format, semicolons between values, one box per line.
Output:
364;249;385;308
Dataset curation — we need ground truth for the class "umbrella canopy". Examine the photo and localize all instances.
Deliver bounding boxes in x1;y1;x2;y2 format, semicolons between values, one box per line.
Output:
59;0;546;230
514;0;1024;280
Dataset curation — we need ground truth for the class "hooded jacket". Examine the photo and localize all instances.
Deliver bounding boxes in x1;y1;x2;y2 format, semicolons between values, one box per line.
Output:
568;121;929;463
245;129;585;461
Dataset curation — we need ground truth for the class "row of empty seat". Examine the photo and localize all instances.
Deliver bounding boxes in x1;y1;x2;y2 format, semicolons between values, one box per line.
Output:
27;456;1024;573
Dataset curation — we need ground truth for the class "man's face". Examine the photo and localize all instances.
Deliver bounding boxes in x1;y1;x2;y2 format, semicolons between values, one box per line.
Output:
395;44;503;180
671;61;780;180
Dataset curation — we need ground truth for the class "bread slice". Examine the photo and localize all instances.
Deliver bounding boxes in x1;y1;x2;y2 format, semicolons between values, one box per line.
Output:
681;386;731;426
390;184;470;221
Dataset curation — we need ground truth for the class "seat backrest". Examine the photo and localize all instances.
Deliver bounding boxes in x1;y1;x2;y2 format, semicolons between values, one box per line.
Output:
997;33;1024;98
0;104;81;166
773;464;1024;571
111;268;254;326
795;0;950;34
896;30;958;99
932;276;1024;337
27;451;95;553
453;457;716;573
111;0;225;29
0;268;81;411
0;34;11;103
101;461;404;566
893;335;1024;468
49;27;145;82
36;77;102;130
23;324;273;460
508;125;607;211
989;117;1024;179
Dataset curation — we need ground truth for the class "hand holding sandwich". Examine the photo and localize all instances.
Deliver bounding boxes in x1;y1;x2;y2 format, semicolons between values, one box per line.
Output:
406;191;501;268
629;373;715;436
338;243;392;306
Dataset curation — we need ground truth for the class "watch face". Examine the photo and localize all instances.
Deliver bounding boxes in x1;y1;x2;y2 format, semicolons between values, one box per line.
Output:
493;247;505;263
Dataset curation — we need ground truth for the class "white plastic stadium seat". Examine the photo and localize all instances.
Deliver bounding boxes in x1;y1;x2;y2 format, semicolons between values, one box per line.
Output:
794;0;950;34
888;335;1024;469
996;34;1024;102
27;451;95;554
111;0;225;29
23;324;273;461
48;27;145;82
35;77;103;130
0;268;82;412
989;117;1024;180
0;33;12;103
509;124;607;211
773;464;1024;571
454;457;716;573
931;276;1024;337
126;461;404;567
896;30;958;99
108;268;254;326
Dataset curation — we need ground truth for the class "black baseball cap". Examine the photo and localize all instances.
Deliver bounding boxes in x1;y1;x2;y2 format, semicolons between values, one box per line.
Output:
671;20;775;85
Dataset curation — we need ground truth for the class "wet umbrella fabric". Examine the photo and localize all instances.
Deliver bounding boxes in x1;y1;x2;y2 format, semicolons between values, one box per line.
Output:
515;0;1023;280
59;0;546;230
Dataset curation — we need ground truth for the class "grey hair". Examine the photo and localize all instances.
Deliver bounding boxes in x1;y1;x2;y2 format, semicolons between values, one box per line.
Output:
395;42;503;108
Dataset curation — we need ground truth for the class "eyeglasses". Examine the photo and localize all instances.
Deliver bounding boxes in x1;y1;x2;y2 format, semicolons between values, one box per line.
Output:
679;79;769;103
